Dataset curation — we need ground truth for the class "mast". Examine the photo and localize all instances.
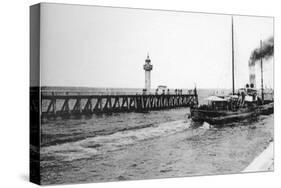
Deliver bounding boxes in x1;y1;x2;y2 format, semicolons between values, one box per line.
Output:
231;16;235;95
260;40;264;103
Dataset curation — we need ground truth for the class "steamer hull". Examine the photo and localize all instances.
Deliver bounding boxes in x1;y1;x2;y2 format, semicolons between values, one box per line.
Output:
190;108;259;125
190;102;273;125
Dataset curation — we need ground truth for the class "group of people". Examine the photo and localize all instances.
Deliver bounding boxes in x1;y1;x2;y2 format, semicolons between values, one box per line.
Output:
142;88;194;95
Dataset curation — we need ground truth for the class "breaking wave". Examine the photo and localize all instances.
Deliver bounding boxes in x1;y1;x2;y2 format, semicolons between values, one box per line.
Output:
41;120;191;162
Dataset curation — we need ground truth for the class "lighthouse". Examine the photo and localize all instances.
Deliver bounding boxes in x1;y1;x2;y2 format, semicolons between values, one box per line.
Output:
143;53;153;91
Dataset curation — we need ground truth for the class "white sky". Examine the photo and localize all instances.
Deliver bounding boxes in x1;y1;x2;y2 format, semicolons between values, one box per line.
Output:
40;3;274;89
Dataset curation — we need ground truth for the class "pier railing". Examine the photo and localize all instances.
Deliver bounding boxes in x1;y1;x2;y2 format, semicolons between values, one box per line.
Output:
35;89;198;118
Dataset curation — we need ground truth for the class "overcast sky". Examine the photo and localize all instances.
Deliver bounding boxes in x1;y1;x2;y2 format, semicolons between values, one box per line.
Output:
40;3;274;89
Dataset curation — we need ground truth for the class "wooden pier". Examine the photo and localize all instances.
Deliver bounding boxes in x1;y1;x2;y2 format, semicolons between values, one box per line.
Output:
38;89;198;118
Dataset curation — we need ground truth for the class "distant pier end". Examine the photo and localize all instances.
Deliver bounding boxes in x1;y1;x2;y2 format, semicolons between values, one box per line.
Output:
143;54;153;91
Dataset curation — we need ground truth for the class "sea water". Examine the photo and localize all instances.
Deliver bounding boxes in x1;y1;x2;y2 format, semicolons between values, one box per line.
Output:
40;88;273;184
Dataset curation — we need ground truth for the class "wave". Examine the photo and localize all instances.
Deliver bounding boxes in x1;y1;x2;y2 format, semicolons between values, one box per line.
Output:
41;120;191;162
41;123;156;147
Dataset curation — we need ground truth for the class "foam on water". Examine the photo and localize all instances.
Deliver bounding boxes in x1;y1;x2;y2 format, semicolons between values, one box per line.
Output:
41;119;192;162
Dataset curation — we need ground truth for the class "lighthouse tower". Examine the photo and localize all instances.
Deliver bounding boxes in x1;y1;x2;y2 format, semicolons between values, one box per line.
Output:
143;54;153;91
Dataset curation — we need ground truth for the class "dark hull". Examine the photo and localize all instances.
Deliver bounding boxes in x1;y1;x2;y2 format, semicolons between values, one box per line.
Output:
190;102;273;125
260;102;274;115
190;108;259;125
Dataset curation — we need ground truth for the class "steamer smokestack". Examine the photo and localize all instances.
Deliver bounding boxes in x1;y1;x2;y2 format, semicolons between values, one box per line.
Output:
249;63;256;88
249;37;274;65
248;37;274;88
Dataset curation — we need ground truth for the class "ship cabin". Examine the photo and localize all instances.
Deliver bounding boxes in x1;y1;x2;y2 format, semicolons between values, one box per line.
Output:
201;92;256;112
197;85;262;112
201;96;229;111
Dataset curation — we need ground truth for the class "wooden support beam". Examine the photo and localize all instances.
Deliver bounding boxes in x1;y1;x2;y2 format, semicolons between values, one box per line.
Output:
83;98;93;113
94;97;102;112
72;98;82;113
113;97;120;110
41;92;198;118
61;98;70;115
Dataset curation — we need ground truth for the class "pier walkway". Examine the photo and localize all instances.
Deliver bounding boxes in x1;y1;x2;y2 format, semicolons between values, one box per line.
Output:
37;89;198;118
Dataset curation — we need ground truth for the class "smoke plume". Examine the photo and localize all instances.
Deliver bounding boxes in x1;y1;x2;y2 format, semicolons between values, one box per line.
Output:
249;37;274;66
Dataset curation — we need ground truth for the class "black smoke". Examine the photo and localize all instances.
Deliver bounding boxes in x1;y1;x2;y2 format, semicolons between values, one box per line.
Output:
249;37;274;66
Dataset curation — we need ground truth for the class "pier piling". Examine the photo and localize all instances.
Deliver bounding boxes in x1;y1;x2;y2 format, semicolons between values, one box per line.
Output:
39;89;198;118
